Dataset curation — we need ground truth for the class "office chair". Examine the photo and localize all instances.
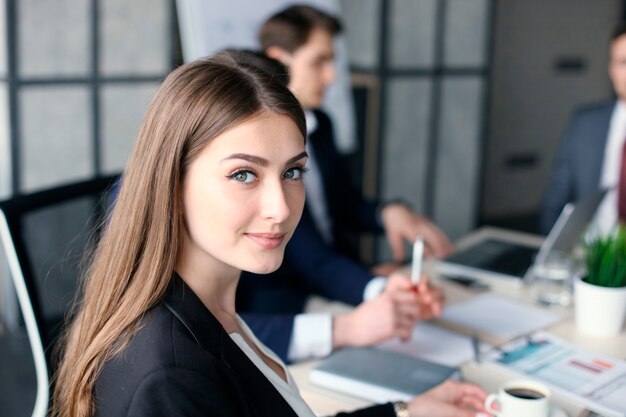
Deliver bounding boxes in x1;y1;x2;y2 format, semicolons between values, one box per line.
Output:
0;174;119;417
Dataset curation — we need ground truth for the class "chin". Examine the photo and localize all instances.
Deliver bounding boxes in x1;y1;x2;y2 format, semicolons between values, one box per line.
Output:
243;256;284;275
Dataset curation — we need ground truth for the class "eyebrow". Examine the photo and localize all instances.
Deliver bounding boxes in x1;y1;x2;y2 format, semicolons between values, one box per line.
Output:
221;151;308;166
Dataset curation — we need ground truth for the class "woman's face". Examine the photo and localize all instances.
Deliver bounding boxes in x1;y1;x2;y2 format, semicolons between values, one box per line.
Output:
180;110;307;276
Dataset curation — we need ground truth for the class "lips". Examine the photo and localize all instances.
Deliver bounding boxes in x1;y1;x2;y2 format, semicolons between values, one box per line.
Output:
245;233;286;249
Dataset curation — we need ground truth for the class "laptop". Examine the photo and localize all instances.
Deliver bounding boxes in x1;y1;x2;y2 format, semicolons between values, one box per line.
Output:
435;189;608;285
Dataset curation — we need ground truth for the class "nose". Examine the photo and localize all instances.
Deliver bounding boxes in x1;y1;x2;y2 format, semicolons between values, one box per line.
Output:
261;180;291;223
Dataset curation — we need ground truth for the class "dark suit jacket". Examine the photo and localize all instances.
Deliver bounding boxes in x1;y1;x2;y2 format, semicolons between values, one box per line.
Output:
540;100;614;234
237;110;385;361
94;275;394;417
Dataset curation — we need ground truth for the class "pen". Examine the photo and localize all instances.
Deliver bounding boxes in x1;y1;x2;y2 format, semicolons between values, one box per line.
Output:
411;238;424;292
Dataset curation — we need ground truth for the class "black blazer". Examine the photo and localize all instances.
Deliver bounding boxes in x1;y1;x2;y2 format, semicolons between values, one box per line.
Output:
94;275;394;417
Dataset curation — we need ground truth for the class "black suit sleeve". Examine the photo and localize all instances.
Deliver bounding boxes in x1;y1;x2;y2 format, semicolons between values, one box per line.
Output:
285;208;375;305
334;403;396;417
126;368;246;417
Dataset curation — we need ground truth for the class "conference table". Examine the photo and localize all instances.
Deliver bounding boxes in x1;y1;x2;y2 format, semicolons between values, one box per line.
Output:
288;227;626;417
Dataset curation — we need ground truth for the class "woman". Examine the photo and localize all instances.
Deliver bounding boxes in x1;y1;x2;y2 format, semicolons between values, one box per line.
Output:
53;52;487;417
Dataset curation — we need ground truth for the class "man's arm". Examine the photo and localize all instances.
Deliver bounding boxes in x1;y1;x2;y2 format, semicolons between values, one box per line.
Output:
379;203;454;260
241;274;444;363
284;209;375;305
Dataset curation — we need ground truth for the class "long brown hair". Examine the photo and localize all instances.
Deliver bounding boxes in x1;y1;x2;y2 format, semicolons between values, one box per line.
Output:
52;53;305;417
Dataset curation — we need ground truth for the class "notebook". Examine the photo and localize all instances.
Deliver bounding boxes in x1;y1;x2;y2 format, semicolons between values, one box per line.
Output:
435;189;608;284
309;347;459;403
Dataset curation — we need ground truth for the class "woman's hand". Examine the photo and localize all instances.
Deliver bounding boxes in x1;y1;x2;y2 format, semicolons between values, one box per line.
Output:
407;380;488;417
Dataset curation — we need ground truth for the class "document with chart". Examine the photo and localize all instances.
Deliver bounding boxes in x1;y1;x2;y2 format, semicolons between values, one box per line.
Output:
483;332;626;417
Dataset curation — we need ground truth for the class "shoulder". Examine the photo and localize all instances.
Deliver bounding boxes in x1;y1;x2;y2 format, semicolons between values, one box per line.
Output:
94;304;230;416
123;366;245;416
560;100;615;148
570;100;615;121
104;304;216;371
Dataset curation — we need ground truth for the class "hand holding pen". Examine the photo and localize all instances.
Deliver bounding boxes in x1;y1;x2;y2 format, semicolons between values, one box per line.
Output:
412;237;444;317
384;240;444;322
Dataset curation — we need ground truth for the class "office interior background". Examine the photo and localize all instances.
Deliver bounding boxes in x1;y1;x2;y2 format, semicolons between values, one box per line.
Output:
0;0;623;415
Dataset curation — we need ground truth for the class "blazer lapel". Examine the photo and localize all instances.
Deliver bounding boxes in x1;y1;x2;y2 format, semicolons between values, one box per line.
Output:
165;275;299;417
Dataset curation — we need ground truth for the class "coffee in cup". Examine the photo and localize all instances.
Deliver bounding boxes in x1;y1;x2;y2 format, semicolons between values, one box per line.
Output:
484;379;551;417
504;387;546;400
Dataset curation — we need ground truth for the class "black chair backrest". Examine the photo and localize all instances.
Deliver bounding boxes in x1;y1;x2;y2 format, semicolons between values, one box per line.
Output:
0;174;119;417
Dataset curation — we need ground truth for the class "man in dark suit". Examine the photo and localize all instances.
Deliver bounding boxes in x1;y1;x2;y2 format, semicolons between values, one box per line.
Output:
541;23;626;235
238;5;453;363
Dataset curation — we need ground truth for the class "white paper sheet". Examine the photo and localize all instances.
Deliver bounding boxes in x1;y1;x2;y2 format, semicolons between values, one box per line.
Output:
440;293;561;340
376;322;490;366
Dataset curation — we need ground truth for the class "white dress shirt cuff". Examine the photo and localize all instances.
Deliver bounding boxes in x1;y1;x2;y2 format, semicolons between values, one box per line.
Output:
287;313;333;362
363;276;387;301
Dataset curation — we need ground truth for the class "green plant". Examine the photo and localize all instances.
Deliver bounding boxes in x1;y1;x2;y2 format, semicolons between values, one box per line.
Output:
584;226;626;288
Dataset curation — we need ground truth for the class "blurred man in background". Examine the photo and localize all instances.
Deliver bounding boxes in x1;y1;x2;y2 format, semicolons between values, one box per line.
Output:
541;23;626;236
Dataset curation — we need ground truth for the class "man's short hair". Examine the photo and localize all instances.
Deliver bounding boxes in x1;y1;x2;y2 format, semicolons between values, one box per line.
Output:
612;22;626;42
259;4;342;53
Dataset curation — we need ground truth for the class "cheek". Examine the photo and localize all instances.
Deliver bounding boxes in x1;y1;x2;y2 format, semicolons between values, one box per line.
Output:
287;186;306;223
184;192;216;237
184;183;236;238
209;187;251;231
295;66;316;89
612;66;626;81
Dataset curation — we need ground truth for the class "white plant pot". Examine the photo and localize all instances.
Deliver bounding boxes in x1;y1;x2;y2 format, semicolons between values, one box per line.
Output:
574;277;626;337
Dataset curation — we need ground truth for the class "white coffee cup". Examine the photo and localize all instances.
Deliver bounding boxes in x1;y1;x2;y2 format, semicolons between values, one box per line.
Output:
484;379;551;417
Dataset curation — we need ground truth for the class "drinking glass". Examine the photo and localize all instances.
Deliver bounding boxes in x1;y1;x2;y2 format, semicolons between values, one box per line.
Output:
528;251;578;307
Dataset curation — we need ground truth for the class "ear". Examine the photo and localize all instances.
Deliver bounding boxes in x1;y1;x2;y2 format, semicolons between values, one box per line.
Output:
265;46;292;67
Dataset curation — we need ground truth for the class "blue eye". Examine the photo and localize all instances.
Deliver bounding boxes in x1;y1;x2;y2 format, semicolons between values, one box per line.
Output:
284;166;308;180
229;170;257;184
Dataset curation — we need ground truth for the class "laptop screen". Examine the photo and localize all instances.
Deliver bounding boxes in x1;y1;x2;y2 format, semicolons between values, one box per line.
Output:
443;239;538;279
439;188;609;281
536;188;608;264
